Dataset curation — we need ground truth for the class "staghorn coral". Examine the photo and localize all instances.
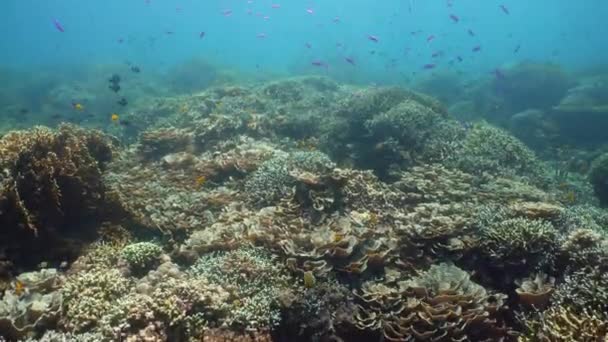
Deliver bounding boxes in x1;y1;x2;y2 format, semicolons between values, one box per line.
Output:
558;228;608;270
519;306;608;342
476;213;558;276
278;280;357;341
189;246;293;331
60;268;132;333
552;267;608;315
0;124;116;269
355;263;510;341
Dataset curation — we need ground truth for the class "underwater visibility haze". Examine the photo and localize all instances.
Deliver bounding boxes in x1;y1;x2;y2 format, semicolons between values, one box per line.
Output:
2;0;608;341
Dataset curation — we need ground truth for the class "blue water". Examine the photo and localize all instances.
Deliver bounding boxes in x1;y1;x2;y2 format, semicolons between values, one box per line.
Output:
2;0;607;81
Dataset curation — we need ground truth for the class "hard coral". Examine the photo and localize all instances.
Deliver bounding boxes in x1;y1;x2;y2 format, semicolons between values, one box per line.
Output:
244;151;335;206
189;247;293;331
450;122;547;184
477;216;558;276
0;269;63;340
0;124;115;269
589;152;608;206
120;242;164;275
60;269;131;333
520;306;607;342
355;263;510;341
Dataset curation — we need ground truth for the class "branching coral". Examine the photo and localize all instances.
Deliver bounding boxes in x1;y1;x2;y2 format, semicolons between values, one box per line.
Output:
189;247;293;331
355;263;510;341
244;151;335;206
476;211;558;276
519;306;608;342
552;267;608;315
60;269;132;332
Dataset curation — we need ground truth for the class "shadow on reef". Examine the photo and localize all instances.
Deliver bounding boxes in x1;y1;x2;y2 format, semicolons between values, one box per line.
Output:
1;76;608;341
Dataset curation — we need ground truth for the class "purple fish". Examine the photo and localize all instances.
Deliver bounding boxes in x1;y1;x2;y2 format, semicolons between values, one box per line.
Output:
500;4;510;15
305;42;312;48
311;60;326;67
423;63;436;69
222;9;233;16
53;18;65;32
472;45;481;52
457;56;463;62
449;14;459;23
467;29;475;37
345;57;356;65
367;34;379;43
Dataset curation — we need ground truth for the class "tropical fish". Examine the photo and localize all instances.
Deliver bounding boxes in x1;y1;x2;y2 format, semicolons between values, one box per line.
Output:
472;45;481;52
367;35;379;43
306;8;314;14
468;29;475;36
13;280;26;297
423;63;436;69
426;35;435;42
345;56;356;65
195;175;207;187
199;31;206;39
500;4;510;15
52;18;65;32
303;271;316;288
111;113;119;122
449;14;459;23
72;102;84;111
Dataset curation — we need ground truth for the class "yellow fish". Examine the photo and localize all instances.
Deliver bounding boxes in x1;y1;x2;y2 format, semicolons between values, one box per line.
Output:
13;280;26;297
195;175;207;187
303;271;316;288
72;103;84;111
111;113;119;122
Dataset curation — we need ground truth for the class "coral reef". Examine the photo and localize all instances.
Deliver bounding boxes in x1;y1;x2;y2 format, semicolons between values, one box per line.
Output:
449;122;548;183
520;306;608;342
120;242;164;275
0;124;116;270
2;77;608;340
589;152;608;206
354;263;510;341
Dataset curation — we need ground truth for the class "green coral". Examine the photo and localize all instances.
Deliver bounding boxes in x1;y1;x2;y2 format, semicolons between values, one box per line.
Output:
589;153;608;206
120;242;163;273
189;246;292;330
244;151;335;206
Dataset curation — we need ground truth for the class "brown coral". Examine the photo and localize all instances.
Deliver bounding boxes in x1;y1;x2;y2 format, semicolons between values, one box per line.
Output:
0;124;115;269
520;307;608;342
